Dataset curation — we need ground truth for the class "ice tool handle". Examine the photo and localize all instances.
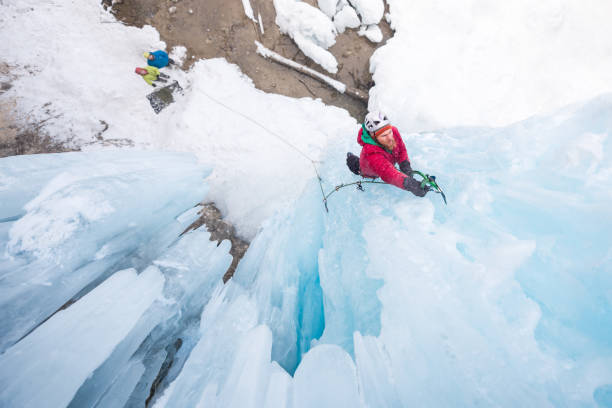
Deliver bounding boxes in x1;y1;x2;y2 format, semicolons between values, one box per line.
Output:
410;170;447;205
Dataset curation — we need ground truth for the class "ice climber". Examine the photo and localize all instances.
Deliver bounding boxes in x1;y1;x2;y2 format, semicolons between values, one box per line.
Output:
346;111;429;197
144;50;175;69
134;67;169;87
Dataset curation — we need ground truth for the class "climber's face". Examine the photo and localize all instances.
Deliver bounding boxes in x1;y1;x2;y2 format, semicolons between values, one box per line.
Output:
376;128;395;151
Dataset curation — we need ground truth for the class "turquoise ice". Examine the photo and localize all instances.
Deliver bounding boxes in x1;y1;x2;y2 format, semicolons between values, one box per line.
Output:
1;95;611;407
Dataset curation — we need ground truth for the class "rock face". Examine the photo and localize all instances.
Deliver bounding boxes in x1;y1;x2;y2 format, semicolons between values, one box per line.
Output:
106;0;394;120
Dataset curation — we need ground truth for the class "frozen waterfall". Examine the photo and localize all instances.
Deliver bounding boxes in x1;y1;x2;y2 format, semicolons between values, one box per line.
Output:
1;95;612;407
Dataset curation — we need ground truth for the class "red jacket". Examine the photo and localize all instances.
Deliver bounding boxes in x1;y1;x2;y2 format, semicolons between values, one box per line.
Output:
358;126;410;189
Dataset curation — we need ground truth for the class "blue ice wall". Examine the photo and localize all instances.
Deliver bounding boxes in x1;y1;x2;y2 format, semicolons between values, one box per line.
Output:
159;95;612;407
0;150;233;408
232;184;327;374
415;95;612;362
1;95;612;407
309;94;612;406
0;151;212;353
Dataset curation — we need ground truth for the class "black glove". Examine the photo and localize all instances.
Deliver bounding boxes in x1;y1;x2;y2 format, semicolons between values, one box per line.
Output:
151;83;157;87
403;176;428;197
346;152;360;175
399;160;412;175
159;73;170;79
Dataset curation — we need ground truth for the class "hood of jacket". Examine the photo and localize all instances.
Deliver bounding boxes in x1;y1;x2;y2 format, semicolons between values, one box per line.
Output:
357;124;382;148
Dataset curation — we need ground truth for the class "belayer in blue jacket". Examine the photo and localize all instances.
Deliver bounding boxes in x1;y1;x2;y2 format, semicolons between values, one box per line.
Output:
144;50;175;68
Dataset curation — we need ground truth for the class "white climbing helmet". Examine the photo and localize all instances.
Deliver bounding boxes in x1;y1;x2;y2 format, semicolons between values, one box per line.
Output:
364;110;390;134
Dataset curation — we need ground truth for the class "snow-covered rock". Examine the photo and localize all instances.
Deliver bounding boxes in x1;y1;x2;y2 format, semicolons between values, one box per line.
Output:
358;24;382;42
334;5;360;33
317;0;337;18
349;0;384;25
241;0;256;22
274;0;339;73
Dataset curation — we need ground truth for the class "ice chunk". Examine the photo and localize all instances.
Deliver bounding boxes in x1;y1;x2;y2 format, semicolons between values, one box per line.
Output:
154;283;261;407
0;152;123;221
262;362;293;408
232;186;326;374
8;177;115;256
157;187;326;405
0;150;210;353
0;211;231;408
95;359;145;408
69;228;232;408
293;344;360;408
0;268;164;408
353;333;402;407
215;325;274;408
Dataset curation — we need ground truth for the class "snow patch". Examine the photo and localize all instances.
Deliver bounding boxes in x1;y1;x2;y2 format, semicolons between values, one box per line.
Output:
8;186;115;257
258;12;265;34
169;45;187;67
256;41;346;93
370;0;612;131
273;0;339;73
349;0;384;25
334;5;361;33
358;24;383;42
317;0;337;18
241;0;257;22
